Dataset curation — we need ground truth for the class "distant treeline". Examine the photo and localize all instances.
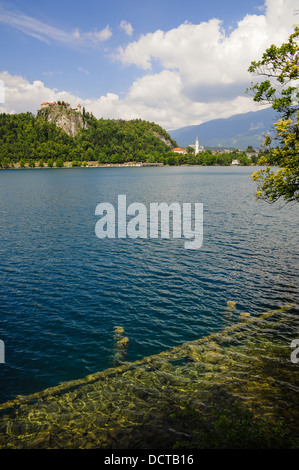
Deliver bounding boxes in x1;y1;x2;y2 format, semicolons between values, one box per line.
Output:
0;111;272;168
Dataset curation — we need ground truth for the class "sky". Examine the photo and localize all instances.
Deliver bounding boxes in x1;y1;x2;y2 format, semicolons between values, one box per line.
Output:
0;0;298;130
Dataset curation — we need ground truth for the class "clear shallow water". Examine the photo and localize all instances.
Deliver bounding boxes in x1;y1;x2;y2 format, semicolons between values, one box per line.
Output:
0;166;298;403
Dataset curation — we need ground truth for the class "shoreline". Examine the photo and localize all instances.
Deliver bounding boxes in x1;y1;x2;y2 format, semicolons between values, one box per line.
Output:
1;162;164;169
0;161;258;170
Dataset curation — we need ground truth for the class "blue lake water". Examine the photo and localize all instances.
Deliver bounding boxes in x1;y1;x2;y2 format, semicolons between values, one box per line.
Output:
0;166;298;403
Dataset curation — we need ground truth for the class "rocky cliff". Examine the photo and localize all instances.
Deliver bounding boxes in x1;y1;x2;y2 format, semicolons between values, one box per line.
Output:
37;105;88;137
152;131;174;148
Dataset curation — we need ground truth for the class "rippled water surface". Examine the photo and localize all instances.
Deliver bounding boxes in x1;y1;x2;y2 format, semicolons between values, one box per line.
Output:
0;166;298;403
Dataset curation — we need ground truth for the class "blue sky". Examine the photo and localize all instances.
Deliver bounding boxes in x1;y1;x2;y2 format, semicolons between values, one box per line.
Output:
0;0;297;129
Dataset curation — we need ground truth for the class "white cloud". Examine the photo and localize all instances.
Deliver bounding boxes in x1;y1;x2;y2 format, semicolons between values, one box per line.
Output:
121;70;264;130
42;71;62;77
0;5;112;47
0;71;77;114
0;70;263;130
113;0;298;128
0;79;4;104
117;3;295;87
120;20;133;36
127;70;182;105
78;66;90;75
87;25;112;43
0;71;136;120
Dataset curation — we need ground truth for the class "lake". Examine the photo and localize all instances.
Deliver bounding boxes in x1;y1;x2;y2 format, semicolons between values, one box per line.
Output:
0;166;298;404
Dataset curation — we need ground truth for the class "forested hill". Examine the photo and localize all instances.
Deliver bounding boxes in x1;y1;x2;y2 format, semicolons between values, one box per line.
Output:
0;110;177;167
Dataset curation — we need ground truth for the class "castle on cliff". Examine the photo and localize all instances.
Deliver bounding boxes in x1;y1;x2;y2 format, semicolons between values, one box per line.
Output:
40;101;82;113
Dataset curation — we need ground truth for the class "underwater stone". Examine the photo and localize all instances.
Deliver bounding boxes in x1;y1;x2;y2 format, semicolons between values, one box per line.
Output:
114;326;125;335
207;341;222;352
226;301;236;308
117;337;129;349
113;326;129;364
30;432;51;449
203;351;223;364
1;306;297;449
114;326;125;343
239;312;251;321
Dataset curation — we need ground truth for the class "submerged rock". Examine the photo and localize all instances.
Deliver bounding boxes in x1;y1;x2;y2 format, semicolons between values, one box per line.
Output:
113;326;129;364
0;306;298;449
239;312;251;321
114;326;125;339
203;351;223;364
117;337;129;350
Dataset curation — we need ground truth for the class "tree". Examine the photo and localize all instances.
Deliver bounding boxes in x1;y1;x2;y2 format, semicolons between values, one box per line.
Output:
55;158;64;167
1;157;10;168
247;27;299;119
252;113;299;203
247;27;299;204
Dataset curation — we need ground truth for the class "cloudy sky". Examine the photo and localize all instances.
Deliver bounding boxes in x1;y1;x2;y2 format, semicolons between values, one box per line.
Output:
0;0;298;130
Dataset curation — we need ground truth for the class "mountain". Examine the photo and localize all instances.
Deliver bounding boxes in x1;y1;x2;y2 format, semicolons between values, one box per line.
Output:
168;107;278;150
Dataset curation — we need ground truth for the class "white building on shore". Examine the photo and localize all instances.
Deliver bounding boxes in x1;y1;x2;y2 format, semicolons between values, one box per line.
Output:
171;147;187;154
189;136;204;155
